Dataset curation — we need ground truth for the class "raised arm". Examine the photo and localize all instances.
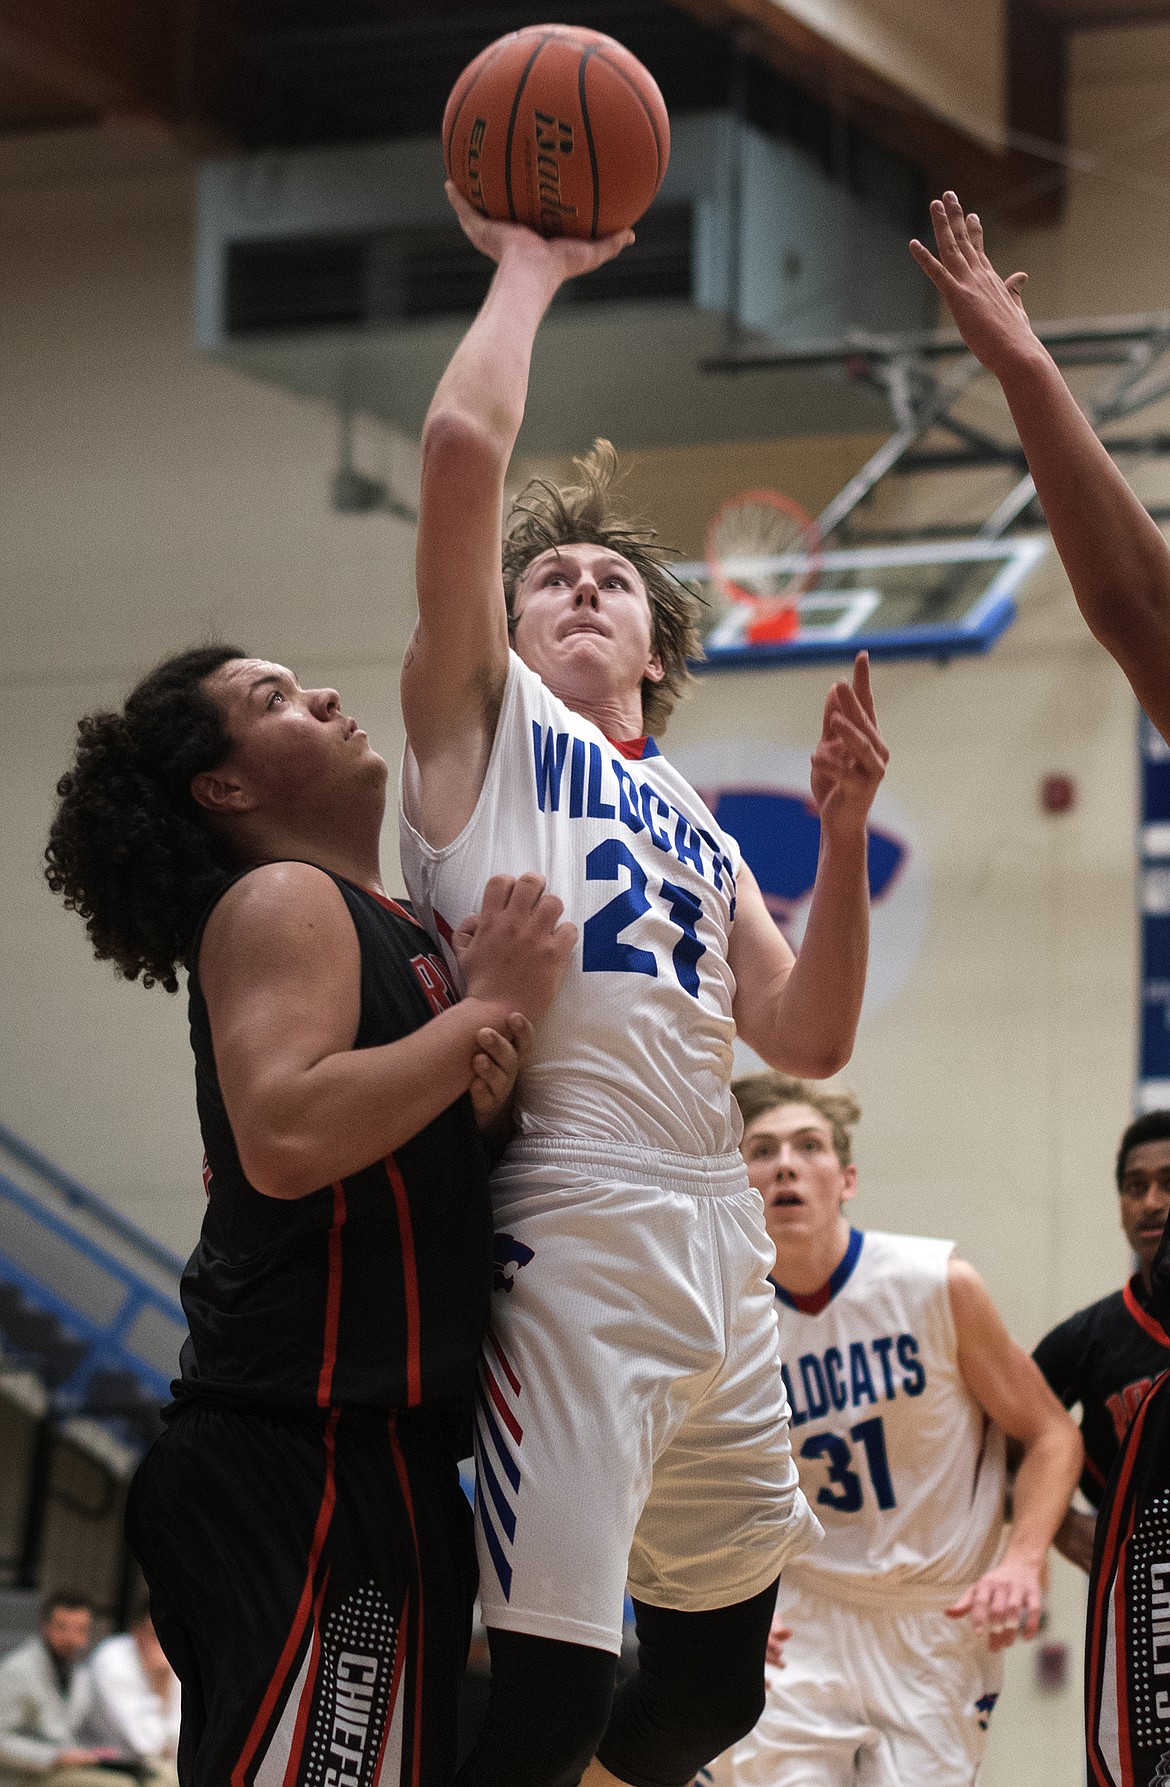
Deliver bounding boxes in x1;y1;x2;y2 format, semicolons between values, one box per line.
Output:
729;653;888;1076
944;1257;1083;1648
911;191;1170;741
199;862;575;1198
403;188;633;842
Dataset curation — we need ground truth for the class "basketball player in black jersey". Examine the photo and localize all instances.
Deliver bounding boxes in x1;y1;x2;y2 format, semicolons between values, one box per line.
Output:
44;644;576;1787
1032;1113;1170;1572
911;196;1170;1786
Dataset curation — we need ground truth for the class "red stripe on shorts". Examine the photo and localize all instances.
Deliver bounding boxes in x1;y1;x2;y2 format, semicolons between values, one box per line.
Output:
230;1409;339;1787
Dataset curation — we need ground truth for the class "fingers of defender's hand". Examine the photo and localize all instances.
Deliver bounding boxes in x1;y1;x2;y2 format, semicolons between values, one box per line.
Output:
908;236;948;293
479;875;517;916
940;191;981;269
503;1013;534;1054
834;685;889;766
501;872;547;914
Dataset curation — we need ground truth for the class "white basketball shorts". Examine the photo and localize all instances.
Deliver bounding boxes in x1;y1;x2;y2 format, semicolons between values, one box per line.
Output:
705;1580;1003;1787
472;1136;820;1654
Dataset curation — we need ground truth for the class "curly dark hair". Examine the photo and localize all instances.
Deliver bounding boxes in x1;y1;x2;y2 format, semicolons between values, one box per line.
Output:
501;440;702;734
44;645;247;993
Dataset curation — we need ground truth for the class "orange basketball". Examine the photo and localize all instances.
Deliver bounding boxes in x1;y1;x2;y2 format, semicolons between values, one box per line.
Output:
443;25;670;240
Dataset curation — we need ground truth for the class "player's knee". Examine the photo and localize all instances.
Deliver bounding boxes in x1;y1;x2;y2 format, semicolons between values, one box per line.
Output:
600;1674;765;1787
691;1674;766;1757
458;1631;616;1787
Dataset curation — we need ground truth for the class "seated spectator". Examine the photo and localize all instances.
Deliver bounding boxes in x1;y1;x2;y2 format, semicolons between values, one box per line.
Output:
0;1591;138;1787
88;1600;179;1786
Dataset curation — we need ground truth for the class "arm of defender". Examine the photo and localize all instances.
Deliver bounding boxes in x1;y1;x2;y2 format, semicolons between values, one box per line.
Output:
945;1258;1084;1647
730;655;886;1076
405;190;634;787
911;191;1170;742
200;863;574;1198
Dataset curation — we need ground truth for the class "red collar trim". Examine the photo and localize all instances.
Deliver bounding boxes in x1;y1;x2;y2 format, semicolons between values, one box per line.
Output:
604;733;660;761
365;888;417;925
1123;1278;1170;1348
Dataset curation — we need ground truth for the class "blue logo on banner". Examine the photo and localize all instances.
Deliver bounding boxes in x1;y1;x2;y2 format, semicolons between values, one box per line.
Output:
708;789;907;931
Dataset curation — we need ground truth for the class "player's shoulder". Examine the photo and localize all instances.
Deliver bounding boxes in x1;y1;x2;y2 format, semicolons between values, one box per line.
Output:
1038;1286;1130;1353
860;1228;955;1275
196;862;355;976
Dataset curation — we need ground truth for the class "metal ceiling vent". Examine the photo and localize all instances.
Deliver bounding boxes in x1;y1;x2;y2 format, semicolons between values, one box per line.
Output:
194;120;928;455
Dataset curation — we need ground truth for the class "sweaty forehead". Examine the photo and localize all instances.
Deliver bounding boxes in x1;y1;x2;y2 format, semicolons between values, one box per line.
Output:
211;657;294;700
521;543;643;585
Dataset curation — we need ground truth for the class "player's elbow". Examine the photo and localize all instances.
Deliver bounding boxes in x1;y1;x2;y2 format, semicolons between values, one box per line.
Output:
421;405;517;478
761;1037;854;1080
235;1122;324;1202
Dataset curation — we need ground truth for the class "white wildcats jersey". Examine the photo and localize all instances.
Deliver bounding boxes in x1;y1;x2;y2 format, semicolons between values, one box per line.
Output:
399;650;743;1158
777;1229;1006;1611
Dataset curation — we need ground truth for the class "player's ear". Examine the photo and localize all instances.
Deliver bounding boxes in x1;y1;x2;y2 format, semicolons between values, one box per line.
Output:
840;1164;858;1205
191;767;255;815
643;651;665;685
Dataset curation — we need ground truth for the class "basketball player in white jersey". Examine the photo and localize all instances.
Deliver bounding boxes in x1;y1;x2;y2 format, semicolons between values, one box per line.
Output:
705;1073;1082;1787
398;186;889;1787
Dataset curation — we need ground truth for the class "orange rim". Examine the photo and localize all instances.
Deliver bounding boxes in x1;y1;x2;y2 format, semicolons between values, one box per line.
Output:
704;489;823;621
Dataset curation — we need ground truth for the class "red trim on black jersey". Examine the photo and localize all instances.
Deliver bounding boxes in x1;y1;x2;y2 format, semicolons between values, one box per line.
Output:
1122;1278;1170;1347
316;1183;347;1409
385;1157;422;1407
230;1409;339;1787
1086;1382;1157;1785
388;1418;425;1787
432;909;455;944
365;888;419;926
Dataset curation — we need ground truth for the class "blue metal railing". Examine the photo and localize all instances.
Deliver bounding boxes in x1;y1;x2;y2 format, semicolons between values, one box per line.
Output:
0;1123;187;1432
0;1120;185;1278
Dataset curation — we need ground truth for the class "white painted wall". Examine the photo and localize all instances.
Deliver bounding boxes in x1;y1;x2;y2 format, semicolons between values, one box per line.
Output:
3;18;1170;1767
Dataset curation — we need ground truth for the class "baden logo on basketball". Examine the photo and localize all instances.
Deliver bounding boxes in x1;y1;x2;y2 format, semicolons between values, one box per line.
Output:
466;117;487;210
533;110;577;232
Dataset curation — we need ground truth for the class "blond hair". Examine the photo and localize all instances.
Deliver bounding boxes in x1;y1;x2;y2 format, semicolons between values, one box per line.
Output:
732;1071;861;1169
501;440;702;734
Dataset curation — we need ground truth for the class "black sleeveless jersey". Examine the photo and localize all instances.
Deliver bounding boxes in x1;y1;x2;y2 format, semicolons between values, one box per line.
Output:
1032;1275;1170;1506
173;868;493;1417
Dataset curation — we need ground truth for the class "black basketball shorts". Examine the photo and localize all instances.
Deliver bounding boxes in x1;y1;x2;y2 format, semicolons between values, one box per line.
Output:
126;1401;477;1787
1087;1368;1170;1787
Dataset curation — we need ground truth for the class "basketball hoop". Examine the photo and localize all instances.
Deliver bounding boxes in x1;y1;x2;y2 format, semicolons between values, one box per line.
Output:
703;489;823;644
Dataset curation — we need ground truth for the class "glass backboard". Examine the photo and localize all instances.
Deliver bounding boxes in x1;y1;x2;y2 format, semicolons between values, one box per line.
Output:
685;536;1049;669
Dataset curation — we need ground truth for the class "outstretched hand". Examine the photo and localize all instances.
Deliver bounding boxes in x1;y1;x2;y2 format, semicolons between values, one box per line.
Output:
910;192;1038;379
809;652;888;836
446;181;635;286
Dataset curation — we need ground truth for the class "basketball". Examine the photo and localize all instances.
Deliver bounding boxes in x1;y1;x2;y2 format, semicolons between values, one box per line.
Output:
442;25;670;239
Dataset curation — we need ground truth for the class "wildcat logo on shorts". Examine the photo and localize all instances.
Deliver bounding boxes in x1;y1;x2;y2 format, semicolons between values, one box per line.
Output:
974;1692;999;1731
493;1233;535;1292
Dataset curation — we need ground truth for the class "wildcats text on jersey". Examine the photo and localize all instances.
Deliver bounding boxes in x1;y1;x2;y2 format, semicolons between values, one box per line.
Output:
531;723;738;897
783;1332;926;1426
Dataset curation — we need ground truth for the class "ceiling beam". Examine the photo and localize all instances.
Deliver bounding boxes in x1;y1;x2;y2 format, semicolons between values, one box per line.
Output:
0;0;237;150
666;0;1068;222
